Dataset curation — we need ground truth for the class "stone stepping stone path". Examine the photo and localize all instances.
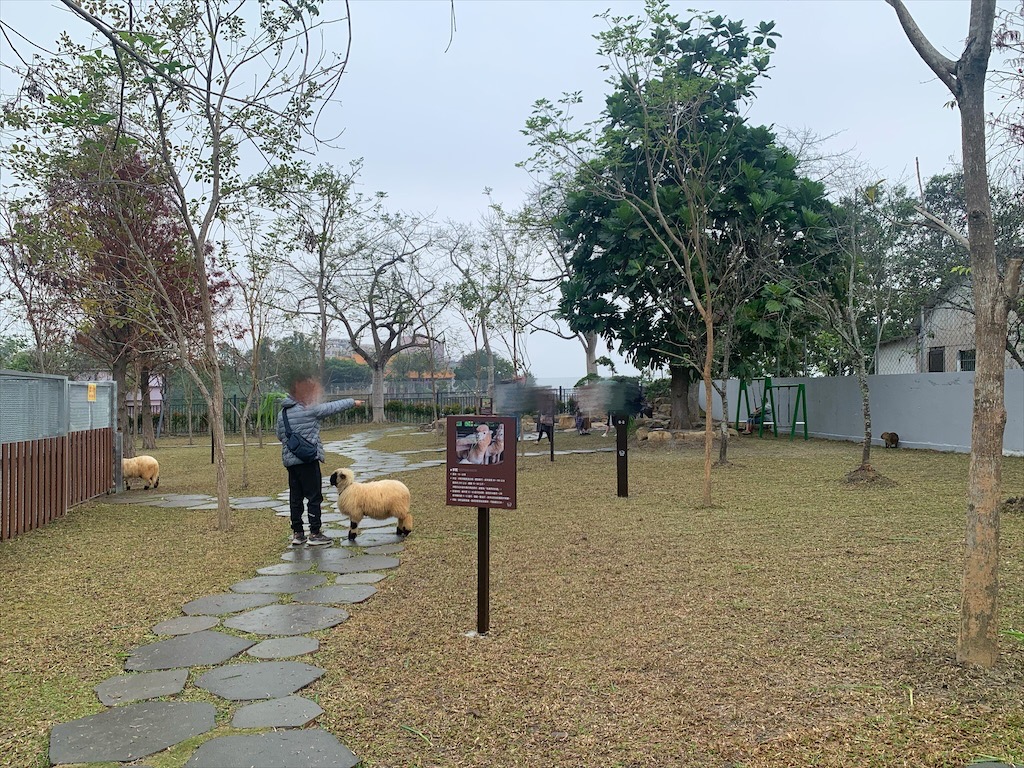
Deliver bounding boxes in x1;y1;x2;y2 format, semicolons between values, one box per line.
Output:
152;615;219;635
257;561;314;575
50;701;215;764
142;493;282;510
229;573;327;594
48;428;429;766
232;695;324;728
125;630;254;671
223;603;350;636
94;669;188;706
182;591;279;615
247;636;320;659
195;661;325;700
318;554;400;574
293;583;378;605
184;729;359;768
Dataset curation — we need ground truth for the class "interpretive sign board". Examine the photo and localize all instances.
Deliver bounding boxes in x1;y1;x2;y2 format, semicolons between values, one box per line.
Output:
446;416;517;509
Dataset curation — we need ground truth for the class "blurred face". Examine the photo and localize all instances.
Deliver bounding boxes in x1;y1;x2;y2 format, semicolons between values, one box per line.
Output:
292;377;322;405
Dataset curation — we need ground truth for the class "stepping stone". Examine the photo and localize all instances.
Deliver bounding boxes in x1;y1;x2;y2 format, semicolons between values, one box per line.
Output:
256;562;312;576
229;574;327;594
247;637;320;659
318;555;400;575
293;584;377;605
50;701;215;764
187;503;219;510
319;512;346;523
231;496;274;504
182;592;279;616
231;695;324;728
280;547;355;563
334;572;387;585
152;498;212;508
353;532;405;547
224;604;349;636
195;661;325;700
318;528;349;539
363;543;405;555
162;494;216;500
184;729;358;768
232;500;279;509
94;669;188;706
125;631;254;671
273;506;291;515
152;615;219;635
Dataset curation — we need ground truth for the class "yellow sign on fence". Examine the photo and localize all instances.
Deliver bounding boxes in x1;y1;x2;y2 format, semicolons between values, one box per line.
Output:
87;383;97;402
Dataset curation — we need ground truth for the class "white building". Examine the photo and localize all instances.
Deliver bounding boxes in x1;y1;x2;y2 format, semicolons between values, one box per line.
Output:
875;281;1021;374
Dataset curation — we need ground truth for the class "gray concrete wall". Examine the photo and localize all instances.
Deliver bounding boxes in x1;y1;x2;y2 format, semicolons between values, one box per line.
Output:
707;371;1024;455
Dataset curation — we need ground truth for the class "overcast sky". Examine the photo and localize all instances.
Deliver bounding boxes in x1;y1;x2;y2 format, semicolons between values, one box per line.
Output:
335;0;973;381
0;0;987;383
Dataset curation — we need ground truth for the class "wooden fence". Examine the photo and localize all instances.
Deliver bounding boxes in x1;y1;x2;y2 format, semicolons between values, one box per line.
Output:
0;428;113;541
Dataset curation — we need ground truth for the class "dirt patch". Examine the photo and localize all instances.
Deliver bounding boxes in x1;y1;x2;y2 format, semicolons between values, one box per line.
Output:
844;463;897;487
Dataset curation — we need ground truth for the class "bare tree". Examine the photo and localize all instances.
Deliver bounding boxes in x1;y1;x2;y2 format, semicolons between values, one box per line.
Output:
43;0;353;531
888;0;1018;667
325;212;446;422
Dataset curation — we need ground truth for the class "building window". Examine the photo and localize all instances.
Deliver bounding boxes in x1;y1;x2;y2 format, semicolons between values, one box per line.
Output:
928;346;945;373
958;349;976;372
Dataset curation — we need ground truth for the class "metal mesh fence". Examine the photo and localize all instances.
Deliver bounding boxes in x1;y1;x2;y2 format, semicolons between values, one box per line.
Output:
68;381;117;432
0;372;117;443
0;371;67;443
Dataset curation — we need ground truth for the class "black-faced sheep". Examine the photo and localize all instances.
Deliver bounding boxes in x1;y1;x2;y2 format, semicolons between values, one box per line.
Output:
329;467;413;540
123;455;160;490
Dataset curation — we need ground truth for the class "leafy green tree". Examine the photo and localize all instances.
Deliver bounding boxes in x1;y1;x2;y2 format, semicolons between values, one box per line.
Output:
324;357;373;388
526;2;831;479
454;350;515;387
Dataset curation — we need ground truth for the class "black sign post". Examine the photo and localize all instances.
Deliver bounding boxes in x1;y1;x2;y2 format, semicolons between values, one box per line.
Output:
549;408;555;463
615;413;628;497
477;506;490;634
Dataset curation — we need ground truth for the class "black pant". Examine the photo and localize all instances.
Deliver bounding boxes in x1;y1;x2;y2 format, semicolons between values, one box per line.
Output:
287;462;323;535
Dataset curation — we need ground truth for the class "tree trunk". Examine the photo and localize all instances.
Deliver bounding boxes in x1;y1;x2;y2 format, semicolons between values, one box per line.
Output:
855;350;873;469
584;332;599;376
888;0;1002;670
958;36;1003;668
371;365;386;423
701;312;714;506
140;366;156;450
668;366;692;429
113;355;133;459
717;325;734;466
482;324;495;399
209;375;231;531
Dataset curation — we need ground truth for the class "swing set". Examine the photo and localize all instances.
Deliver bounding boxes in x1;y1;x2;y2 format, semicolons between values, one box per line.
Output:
734;376;809;440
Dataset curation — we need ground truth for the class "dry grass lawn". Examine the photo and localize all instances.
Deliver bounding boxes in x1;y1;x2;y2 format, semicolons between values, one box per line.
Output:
1;426;1023;768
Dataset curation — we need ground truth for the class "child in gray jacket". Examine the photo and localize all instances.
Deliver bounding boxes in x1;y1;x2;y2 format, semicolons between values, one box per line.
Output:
276;375;363;546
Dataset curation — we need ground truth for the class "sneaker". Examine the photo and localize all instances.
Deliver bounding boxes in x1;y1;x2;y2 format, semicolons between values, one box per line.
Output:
307;532;332;546
290;532;307;546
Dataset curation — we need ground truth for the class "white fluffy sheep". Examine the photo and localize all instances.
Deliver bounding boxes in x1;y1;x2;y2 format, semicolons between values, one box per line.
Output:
329;467;412;540
123;455;160;490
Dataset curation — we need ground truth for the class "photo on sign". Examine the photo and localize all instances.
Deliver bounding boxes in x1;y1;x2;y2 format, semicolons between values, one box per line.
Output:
454;421;505;465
